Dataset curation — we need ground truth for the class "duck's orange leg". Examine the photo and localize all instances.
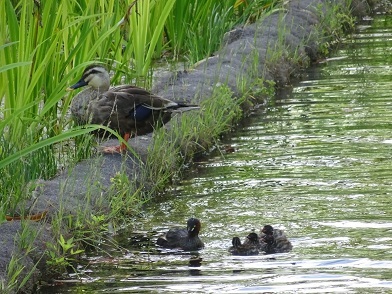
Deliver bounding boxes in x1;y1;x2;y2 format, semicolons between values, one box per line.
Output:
119;133;131;152
102;133;131;153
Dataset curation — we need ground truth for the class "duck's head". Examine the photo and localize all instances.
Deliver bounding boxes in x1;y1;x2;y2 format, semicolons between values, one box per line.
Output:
262;225;274;235
262;234;275;245
187;218;202;236
246;232;259;243
232;237;241;247
67;64;110;91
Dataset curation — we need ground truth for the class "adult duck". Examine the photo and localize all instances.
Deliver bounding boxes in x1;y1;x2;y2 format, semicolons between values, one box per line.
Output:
67;64;199;153
228;232;259;256
156;218;204;251
259;225;293;253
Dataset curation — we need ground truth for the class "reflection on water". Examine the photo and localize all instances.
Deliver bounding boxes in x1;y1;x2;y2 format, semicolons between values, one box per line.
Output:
39;14;392;293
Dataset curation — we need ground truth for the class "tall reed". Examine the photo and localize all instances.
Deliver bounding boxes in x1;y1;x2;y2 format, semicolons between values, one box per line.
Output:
164;0;278;63
165;0;237;62
0;0;174;212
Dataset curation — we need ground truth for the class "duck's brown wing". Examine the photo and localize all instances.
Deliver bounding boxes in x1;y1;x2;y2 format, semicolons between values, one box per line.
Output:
110;85;179;109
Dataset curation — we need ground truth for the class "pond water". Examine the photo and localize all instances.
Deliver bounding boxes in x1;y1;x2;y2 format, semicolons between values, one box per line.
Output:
39;13;392;293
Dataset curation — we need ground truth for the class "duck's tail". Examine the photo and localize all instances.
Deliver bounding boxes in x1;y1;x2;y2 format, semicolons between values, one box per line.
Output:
170;102;200;112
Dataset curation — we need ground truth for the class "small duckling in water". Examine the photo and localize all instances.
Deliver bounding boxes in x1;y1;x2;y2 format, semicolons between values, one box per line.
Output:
259;230;275;254
228;233;260;256
259;225;293;253
156;218;204;251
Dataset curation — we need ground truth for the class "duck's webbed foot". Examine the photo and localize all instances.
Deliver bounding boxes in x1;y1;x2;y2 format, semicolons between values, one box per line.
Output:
101;145;124;154
101;133;131;154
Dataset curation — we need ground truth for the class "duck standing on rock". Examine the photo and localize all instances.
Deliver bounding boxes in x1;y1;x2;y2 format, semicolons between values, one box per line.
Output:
228;232;260;256
156;218;204;251
67;64;199;153
259;225;293;253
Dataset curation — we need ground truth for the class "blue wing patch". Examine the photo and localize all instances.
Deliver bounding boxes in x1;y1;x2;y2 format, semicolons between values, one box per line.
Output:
133;104;153;121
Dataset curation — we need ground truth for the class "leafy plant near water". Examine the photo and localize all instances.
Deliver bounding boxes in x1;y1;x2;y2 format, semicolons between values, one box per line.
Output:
108;170;146;220
41;157;145;269
46;235;84;274
314;1;356;56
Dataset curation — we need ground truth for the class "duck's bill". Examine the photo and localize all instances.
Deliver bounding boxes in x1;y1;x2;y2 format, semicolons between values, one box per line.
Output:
67;79;88;91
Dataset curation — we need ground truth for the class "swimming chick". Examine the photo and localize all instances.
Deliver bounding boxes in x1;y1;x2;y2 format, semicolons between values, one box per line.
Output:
259;225;292;253
228;232;260;256
156;218;204;251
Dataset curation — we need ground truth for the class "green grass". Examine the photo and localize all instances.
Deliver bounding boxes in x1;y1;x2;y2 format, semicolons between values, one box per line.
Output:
1;220;42;294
